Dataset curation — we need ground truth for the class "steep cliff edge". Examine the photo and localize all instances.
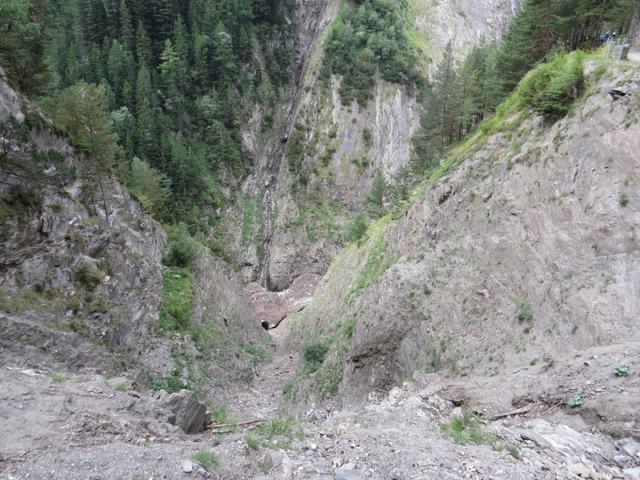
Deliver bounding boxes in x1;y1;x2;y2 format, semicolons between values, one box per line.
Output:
0;67;265;387
289;57;640;435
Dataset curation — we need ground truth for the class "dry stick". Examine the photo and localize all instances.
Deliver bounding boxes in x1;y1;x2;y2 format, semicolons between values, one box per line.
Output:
490;402;540;421
208;419;266;430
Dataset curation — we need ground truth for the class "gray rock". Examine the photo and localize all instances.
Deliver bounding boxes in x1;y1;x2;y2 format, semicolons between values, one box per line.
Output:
624;467;640;479
182;459;195;473
334;466;363;480
613;454;631;468
162;390;208;434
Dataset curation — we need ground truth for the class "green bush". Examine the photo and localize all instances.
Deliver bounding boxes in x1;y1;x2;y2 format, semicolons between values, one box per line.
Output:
303;340;331;373
344;214;368;243
518;52;584;117
164;224;199;268
151;371;191;393
73;262;104;290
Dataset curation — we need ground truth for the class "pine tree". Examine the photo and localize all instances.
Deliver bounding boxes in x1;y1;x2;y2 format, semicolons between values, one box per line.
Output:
118;0;134;49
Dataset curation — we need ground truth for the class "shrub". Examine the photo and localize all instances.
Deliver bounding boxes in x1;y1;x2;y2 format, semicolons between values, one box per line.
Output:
210;404;228;424
518;52;584;118
127;157;170;216
164;224;199;268
115;381;128;391
303;340;331;373
73;263;103;290
51;373;68;383
344;214;368;243
245;433;263;450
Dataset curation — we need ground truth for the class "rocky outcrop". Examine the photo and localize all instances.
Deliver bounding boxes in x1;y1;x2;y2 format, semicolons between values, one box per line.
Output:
0;66;265;384
293;60;640;417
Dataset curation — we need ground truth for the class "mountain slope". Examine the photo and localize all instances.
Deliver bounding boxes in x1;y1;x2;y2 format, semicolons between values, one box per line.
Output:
288;55;640;433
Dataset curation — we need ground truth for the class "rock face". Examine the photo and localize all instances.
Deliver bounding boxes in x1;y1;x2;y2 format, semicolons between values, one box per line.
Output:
0;66;265;383
0;67;165;370
235;0;518;292
293;61;640;416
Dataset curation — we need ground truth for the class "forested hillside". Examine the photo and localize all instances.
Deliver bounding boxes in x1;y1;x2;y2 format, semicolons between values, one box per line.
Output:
2;0;296;240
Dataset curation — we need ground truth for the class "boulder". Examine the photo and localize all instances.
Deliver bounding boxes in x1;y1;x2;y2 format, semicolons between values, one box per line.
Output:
162;390;208;433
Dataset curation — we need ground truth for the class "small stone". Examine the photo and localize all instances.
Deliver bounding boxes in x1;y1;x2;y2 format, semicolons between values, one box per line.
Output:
197;467;211;478
182;459;195;473
613;455;631;468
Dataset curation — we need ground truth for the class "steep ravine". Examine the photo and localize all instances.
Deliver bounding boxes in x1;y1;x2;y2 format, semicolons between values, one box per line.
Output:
239;0;517;293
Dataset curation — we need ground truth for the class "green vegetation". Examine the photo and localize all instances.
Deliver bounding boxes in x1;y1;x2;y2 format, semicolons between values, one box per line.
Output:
567;388;586;407
159;266;195;331
192;450;219;471
244;433;264;450
51;373;68;383
322;0;422;105
302;340;331;373
344;214;369;244
441;409;520;459
516;298;534;332
73;262;104;290
210;404;228;424
164;224;200;269
255;417;296;439
619;192;630;207
518;53;585;117
151;370;191;393
614;365;630;377
115;381;128;392
347;218;395;300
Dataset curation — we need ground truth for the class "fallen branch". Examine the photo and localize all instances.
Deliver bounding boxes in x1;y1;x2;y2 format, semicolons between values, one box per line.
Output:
491;402;540;420
207;419;266;431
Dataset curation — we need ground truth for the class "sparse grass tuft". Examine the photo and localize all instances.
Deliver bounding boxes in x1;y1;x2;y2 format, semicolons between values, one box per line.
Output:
255;417;295;439
52;373;68;383
115;382;128;392
619;192;629;207
192;450;218;471
210;404;228;424
244;433;263;450
441;409;520;459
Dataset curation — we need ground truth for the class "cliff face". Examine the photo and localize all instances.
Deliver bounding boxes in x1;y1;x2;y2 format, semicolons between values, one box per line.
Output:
0;67;264;385
291;59;640;417
236;0;517;292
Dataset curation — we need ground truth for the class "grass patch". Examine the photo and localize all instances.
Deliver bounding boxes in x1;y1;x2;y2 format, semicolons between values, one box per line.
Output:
244;433;264;450
150;371;191;393
255;417;295;439
159;266;195;331
51;373;68;383
115;381;128;392
442;409;520;459
191;450;218;471
210;404;228;424
346;217;395;301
